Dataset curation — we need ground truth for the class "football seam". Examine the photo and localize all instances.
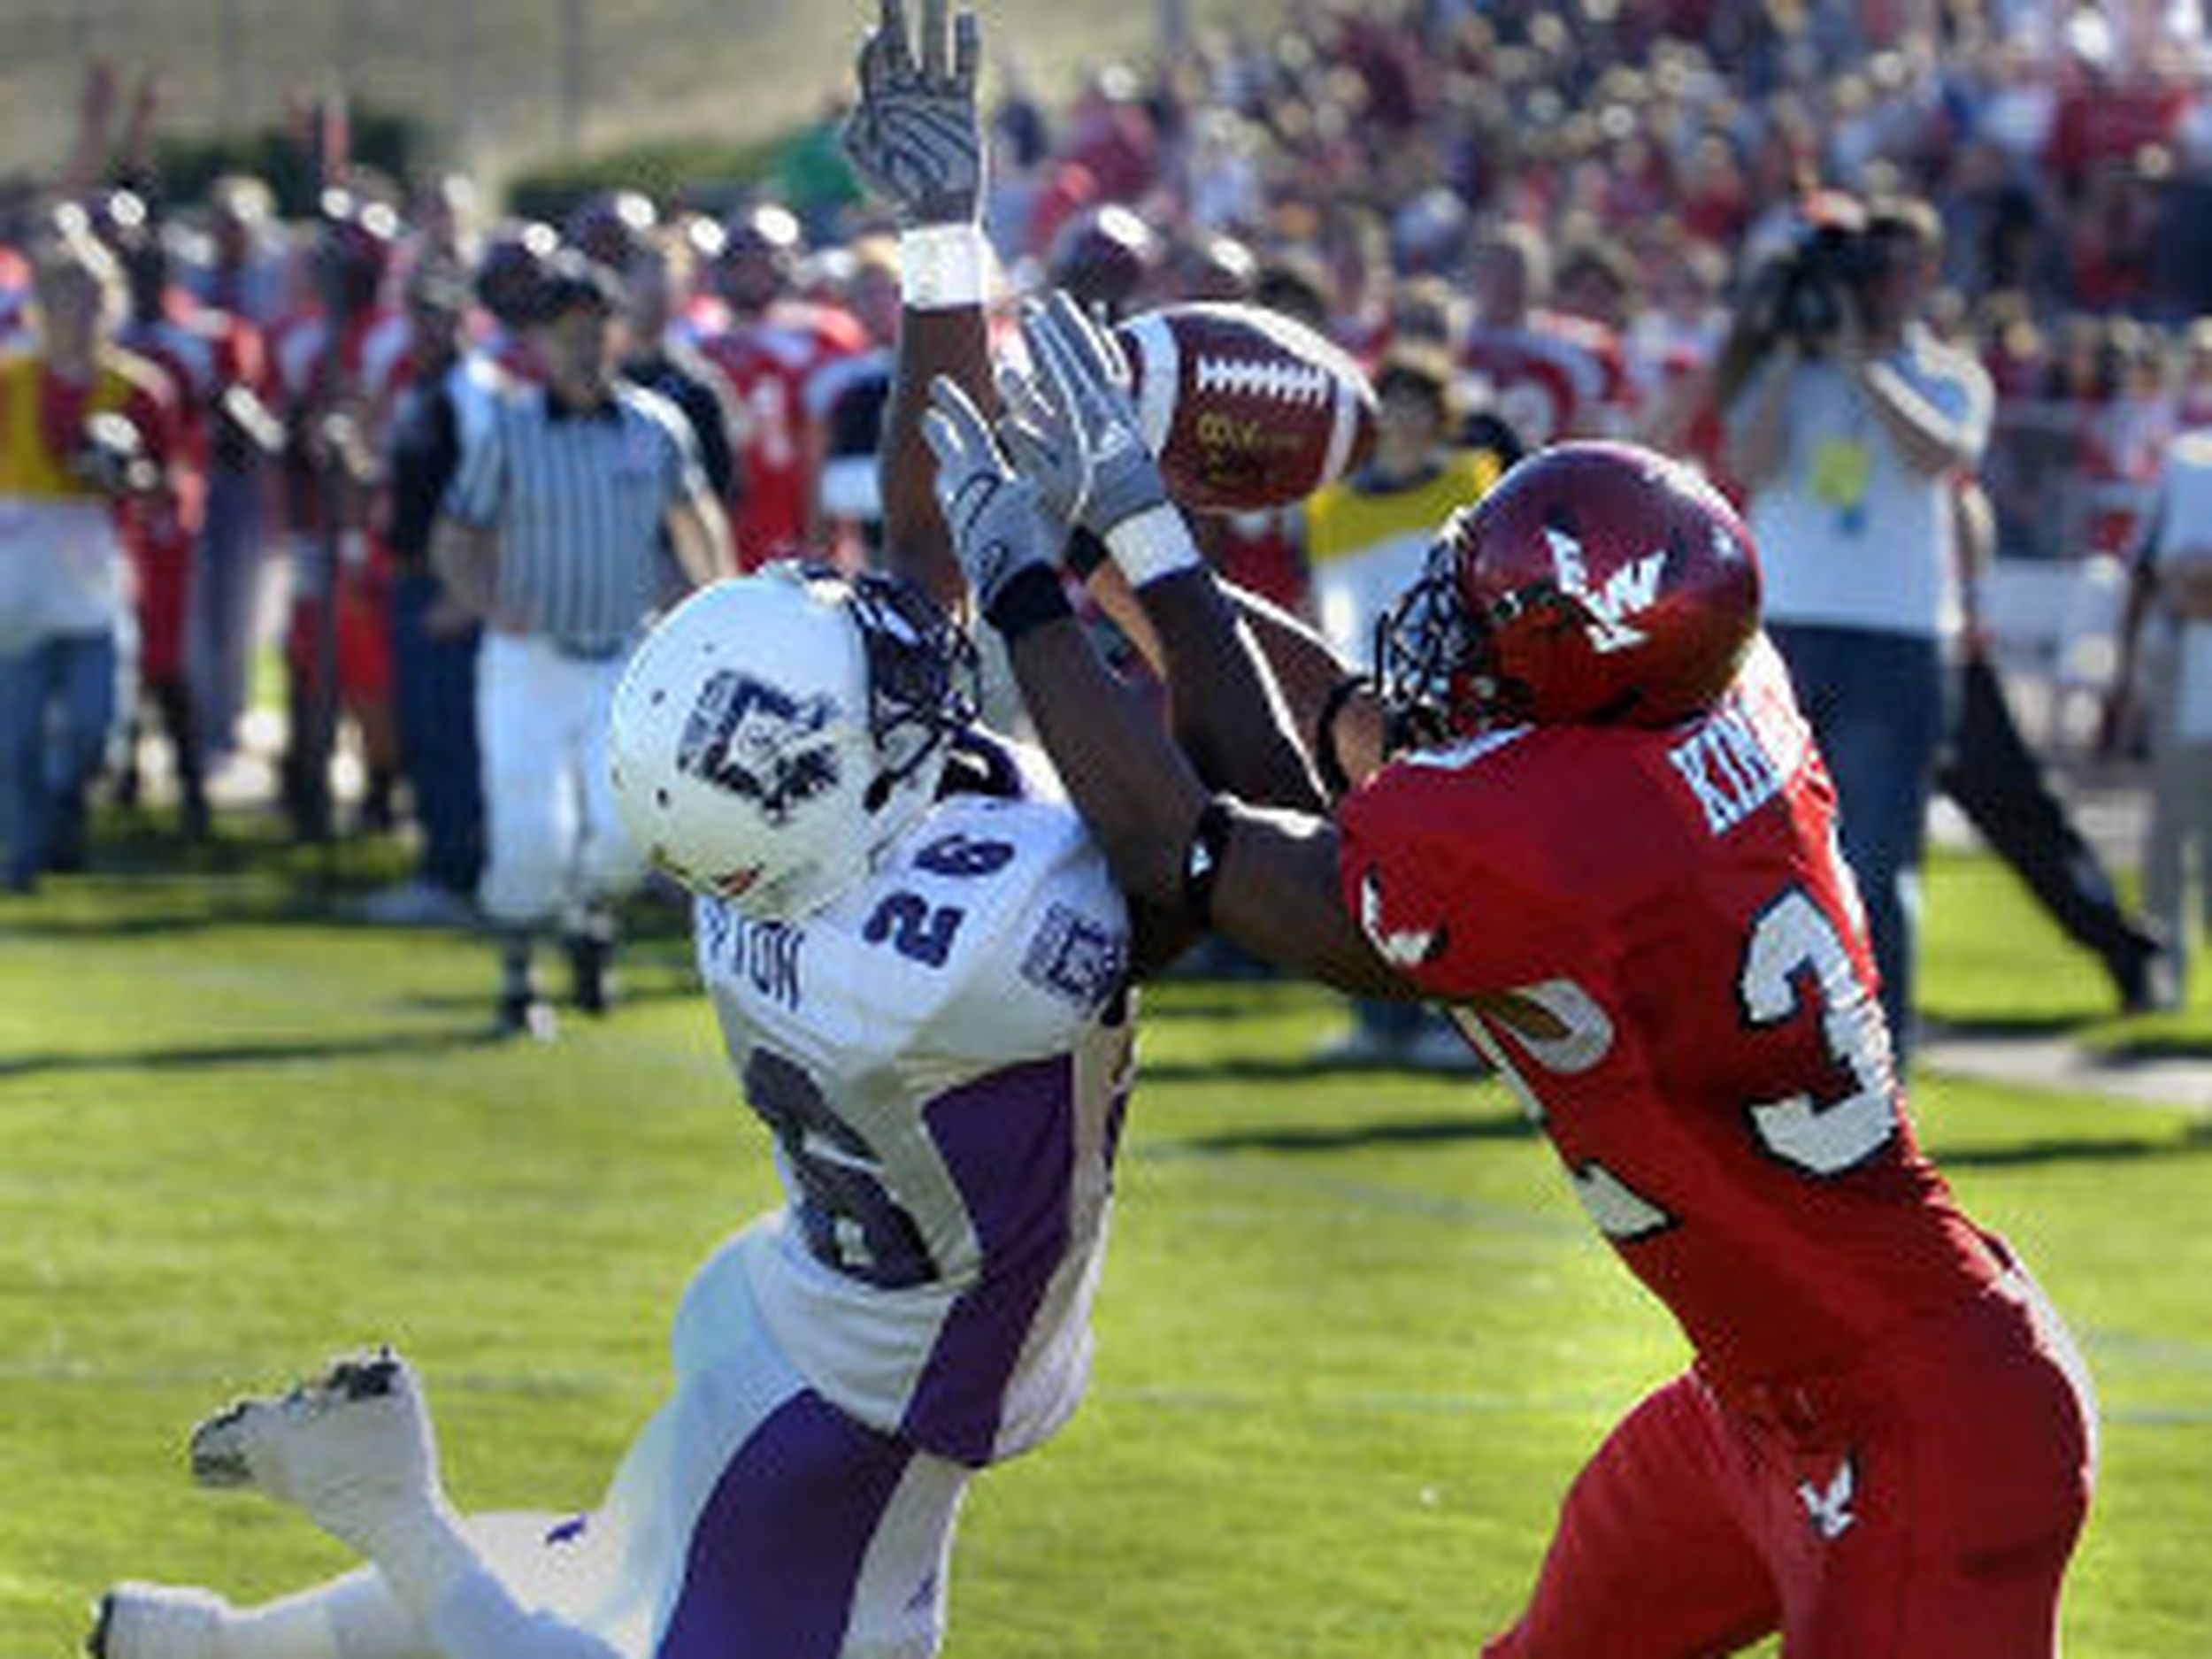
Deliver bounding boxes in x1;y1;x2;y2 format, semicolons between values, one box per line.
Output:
1191;356;1333;407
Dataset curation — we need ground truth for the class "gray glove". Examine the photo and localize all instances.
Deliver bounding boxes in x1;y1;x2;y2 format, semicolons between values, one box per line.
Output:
923;375;1062;626
999;290;1169;540
841;0;984;227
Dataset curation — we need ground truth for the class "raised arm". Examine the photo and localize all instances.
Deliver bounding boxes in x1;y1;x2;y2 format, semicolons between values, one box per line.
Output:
997;292;1330;810
843;0;995;611
923;369;1416;998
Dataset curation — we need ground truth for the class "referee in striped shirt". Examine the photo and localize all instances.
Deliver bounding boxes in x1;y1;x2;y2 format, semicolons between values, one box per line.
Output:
433;251;732;1038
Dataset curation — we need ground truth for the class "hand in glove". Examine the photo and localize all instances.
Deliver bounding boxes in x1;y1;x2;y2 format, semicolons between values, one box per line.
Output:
995;290;1170;541
841;0;984;228
922;373;1066;634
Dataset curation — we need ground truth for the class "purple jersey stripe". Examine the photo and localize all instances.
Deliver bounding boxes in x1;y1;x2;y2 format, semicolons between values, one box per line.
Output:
658;1391;912;1658
904;1056;1080;1464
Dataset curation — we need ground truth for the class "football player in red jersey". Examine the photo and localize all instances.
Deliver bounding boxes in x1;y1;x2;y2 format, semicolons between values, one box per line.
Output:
922;296;2098;1657
695;204;867;569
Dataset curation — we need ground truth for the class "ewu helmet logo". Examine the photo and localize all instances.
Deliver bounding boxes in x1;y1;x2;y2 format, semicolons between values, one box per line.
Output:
678;670;841;824
1543;526;1664;655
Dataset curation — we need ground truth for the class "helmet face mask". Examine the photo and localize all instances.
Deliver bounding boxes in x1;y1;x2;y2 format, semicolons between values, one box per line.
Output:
1378;442;1761;745
846;572;982;809
1373;540;1482;752
610;565;979;918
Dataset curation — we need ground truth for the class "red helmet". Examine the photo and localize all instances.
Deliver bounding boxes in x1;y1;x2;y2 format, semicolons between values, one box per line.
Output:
1047;204;1157;319
714;201;803;311
1377;441;1760;739
565;188;657;271
311;190;399;313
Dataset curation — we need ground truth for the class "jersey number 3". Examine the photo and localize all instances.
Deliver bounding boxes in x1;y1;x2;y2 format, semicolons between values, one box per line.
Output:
1739;887;1900;1176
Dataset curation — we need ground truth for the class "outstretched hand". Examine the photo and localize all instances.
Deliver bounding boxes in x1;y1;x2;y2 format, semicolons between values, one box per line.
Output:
999;291;1168;541
922;375;1062;624
842;0;984;227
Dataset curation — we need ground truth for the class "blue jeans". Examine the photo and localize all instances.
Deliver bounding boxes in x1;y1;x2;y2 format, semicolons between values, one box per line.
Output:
1769;625;1955;1064
390;570;485;895
0;630;119;887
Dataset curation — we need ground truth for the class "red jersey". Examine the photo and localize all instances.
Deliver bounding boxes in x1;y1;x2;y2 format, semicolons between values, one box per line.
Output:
700;303;863;567
1197;507;1310;613
118;307;234;507
111;327;204;681
269;304;408;538
1338;640;2001;1390
1459;313;1632;449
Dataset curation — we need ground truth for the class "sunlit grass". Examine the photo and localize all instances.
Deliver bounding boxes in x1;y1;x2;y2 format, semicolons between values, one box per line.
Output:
1;826;2205;1655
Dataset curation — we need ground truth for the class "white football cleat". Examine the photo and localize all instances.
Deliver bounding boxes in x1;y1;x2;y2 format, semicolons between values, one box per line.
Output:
85;1583;225;1659
189;1349;444;1555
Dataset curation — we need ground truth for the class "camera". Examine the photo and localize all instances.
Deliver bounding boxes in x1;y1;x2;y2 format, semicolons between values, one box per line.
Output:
1741;194;1885;352
1771;225;1883;347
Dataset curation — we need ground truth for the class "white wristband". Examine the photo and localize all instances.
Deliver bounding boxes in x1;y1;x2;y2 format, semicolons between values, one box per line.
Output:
1106;503;1204;588
900;224;990;311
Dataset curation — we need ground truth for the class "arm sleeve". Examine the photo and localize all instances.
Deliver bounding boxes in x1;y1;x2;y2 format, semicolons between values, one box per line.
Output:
681;376;737;503
440;397;507;527
656;402;710;506
1337;749;1597;1000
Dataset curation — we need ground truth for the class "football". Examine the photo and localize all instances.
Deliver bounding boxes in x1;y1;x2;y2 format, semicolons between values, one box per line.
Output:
1115;302;1378;513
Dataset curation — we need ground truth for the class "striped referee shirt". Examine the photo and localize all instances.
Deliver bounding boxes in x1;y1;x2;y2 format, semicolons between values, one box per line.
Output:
442;381;706;653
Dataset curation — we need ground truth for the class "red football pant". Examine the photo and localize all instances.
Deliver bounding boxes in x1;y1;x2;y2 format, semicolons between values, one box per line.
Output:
1484;1268;2095;1658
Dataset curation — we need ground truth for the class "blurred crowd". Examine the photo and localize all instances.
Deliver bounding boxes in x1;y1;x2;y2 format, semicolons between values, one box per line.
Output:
3;0;2210;1003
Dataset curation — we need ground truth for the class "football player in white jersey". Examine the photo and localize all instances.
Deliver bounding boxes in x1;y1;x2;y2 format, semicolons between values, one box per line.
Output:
87;6;1194;1658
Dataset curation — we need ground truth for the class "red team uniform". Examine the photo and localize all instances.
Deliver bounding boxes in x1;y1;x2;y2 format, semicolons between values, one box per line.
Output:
116;307;228;687
1459;313;1634;449
269;303;409;705
700;303;864;569
1340;638;2096;1655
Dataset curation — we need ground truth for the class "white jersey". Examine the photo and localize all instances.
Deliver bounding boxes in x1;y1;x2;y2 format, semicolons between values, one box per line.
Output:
694;733;1135;1469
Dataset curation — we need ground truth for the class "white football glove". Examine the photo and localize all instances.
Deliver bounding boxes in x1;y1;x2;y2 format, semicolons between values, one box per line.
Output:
922;374;1064;630
998;291;1169;541
841;0;985;228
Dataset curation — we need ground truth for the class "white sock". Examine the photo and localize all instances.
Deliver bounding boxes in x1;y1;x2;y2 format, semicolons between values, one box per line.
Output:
360;1509;626;1659
216;1569;429;1659
421;1567;626;1659
178;1508;624;1659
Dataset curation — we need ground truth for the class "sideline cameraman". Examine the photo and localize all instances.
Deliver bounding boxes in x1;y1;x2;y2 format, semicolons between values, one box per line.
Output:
1724;195;1993;1062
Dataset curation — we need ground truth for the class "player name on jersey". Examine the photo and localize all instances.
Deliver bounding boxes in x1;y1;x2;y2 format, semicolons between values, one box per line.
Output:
698;903;804;1011
1666;675;1809;837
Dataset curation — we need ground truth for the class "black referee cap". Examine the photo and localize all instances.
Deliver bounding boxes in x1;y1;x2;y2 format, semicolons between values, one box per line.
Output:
535;249;626;320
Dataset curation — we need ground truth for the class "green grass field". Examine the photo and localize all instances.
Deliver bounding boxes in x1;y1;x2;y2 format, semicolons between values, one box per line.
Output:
3;826;2208;1655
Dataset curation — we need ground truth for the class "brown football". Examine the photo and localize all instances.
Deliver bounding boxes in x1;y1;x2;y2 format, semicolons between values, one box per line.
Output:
1116;303;1378;513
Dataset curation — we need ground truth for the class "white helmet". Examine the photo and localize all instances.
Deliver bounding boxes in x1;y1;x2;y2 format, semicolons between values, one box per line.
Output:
608;563;980;918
